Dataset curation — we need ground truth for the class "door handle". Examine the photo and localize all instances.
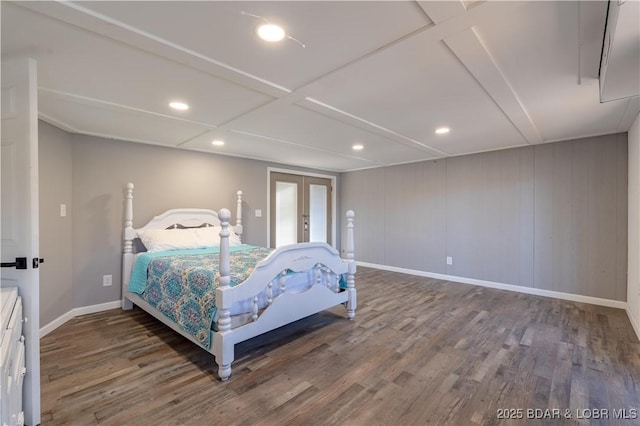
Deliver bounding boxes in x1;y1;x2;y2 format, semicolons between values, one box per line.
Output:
1;257;27;269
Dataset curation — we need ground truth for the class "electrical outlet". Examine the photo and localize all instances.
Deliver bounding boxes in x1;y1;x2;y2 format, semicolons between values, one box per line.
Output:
255;209;262;217
446;256;453;265
103;274;112;287
60;204;67;217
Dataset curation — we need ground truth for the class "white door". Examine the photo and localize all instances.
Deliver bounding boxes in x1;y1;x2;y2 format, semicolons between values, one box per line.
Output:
1;57;41;426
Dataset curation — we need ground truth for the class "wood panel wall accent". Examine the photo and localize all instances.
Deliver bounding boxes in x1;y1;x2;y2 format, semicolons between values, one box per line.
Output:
341;134;628;301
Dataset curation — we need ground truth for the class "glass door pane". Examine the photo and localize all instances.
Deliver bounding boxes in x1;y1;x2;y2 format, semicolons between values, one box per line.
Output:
270;172;331;248
275;181;298;247
308;184;327;242
303;176;332;244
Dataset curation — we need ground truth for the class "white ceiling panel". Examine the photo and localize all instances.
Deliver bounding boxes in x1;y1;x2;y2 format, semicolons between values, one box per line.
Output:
39;90;210;147
535;91;640;143
305;33;528;155
226;103;435;165
183;130;375;172
2;2;273;127
75;0;432;90
417;1;466;24
472;1;633;141
1;1;637;171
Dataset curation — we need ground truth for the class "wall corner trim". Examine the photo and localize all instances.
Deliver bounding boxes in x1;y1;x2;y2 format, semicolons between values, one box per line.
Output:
40;300;121;338
357;261;629;310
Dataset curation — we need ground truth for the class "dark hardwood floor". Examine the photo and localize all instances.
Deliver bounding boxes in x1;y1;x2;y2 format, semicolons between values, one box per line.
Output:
41;267;640;425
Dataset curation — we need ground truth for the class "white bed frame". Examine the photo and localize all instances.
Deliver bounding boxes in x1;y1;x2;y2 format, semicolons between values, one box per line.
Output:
121;183;356;381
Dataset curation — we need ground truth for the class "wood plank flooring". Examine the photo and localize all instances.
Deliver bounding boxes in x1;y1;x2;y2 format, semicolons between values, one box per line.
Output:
41;267;640;425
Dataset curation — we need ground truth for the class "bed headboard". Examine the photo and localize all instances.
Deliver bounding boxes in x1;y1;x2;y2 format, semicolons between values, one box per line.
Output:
123;183;242;240
135;208;221;232
121;183;243;309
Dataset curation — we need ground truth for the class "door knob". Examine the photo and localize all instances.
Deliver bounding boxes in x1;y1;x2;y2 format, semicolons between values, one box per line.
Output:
0;257;27;269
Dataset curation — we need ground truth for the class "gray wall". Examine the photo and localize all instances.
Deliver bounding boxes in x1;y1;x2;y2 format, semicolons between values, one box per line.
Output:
341;133;628;301
38;122;629;323
70;133;339;309
39;122;73;325
37;121;339;325
628;113;640;329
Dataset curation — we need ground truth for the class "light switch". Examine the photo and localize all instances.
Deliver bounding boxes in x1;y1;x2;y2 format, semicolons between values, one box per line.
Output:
60;204;67;217
255;209;262;217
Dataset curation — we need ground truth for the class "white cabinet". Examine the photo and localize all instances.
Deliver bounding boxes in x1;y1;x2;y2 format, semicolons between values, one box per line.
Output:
1;287;26;426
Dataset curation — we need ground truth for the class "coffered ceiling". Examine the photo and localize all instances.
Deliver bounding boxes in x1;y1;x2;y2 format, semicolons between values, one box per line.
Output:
2;1;638;172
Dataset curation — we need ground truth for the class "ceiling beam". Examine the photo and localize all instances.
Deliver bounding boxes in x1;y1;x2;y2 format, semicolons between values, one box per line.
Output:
15;1;290;99
297;98;447;158
39;87;218;130
443;28;543;144
417;1;467;24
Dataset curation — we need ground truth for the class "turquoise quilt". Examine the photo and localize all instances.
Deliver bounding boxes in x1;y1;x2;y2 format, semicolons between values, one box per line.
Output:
128;245;273;349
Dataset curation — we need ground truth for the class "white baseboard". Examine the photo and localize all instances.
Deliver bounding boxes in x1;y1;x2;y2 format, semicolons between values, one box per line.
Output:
40;300;121;338
626;306;640;341
39;310;75;338
357;261;628;310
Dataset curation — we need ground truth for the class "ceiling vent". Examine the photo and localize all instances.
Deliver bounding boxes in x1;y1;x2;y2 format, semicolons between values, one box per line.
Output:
599;0;640;102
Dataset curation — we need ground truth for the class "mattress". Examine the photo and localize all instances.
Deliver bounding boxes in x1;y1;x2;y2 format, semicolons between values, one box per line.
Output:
129;246;318;348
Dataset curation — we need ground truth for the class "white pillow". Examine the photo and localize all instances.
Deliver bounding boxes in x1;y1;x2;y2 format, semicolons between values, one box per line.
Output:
193;227;219;247
137;228;200;253
199;226;242;246
138;226;242;253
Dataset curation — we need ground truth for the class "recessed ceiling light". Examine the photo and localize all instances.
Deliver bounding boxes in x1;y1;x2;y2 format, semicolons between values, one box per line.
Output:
169;101;189;111
212;140;225;146
435;127;450;135
256;24;285;42
352;144;364;151
242;11;305;47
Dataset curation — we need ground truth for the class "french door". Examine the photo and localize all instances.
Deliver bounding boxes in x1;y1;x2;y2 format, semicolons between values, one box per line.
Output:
269;172;332;248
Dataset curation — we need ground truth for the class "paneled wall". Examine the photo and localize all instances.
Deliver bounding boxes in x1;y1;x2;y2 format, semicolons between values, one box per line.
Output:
341;133;628;301
628;114;640;330
446;147;535;287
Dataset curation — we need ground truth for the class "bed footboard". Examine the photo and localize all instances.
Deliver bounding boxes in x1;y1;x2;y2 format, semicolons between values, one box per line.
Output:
212;209;356;381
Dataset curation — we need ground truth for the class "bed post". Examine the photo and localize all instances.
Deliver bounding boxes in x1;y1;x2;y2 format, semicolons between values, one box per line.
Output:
122;183;135;310
213;208;234;381
235;190;243;241
346;210;357;319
